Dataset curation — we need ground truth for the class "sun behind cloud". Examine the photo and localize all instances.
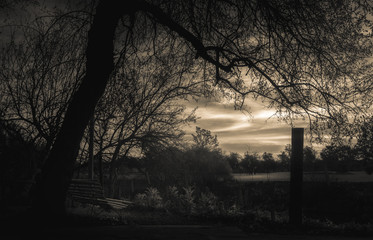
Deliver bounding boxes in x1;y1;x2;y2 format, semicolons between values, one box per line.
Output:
182;98;294;155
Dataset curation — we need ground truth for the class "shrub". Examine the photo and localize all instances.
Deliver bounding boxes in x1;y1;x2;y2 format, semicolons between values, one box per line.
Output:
134;187;163;209
164;186;181;212
196;191;219;216
164;186;223;216
142;146;232;188
134;193;147;208
179;186;196;215
226;204;243;217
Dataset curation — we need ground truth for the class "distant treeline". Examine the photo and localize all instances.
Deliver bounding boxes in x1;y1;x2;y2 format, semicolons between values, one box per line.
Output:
227;144;373;175
2;122;373;206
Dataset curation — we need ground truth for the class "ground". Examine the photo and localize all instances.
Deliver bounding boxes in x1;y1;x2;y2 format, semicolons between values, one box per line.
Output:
2;205;373;239
2;224;373;239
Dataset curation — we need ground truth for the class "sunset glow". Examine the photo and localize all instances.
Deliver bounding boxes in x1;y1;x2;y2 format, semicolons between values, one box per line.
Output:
183;98;293;155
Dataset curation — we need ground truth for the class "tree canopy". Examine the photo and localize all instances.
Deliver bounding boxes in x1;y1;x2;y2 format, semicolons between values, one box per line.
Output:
1;0;373;217
132;0;373;140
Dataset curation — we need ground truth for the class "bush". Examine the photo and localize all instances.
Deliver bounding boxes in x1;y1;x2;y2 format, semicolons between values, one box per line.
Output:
163;186;181;212
134;187;163;209
179;186;196;215
163;186;196;215
142;146;232;188
184;148;232;186
137;185;234;218
196;191;219;216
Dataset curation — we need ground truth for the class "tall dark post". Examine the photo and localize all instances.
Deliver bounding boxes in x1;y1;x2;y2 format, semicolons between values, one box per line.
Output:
289;128;304;225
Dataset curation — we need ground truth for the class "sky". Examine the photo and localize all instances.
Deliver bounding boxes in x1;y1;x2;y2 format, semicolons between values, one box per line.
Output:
182;97;321;156
0;1;293;157
0;1;335;157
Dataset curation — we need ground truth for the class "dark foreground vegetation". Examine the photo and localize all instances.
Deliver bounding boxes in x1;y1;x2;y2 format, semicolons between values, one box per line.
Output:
2;181;373;237
106;180;373;237
1;1;373;238
2;124;373;237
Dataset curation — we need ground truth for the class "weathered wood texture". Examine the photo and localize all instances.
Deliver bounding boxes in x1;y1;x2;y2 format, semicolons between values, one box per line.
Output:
67;179;132;210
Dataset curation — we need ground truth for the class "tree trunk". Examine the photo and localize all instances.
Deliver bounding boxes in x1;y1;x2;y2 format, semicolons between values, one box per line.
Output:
32;1;126;218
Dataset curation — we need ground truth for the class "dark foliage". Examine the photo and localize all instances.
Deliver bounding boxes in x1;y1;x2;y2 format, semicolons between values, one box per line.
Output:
321;145;356;173
0;121;45;206
213;181;373;224
355;118;373;174
142;146;232;188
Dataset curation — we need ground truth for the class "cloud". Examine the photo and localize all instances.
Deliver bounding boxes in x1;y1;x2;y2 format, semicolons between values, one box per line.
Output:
182;97;295;155
182;96;324;156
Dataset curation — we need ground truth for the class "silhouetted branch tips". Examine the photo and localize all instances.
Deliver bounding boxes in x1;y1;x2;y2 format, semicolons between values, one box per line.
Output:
2;0;372;219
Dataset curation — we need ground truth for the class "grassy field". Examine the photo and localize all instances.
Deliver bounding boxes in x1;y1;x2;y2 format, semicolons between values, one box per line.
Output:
233;171;373;182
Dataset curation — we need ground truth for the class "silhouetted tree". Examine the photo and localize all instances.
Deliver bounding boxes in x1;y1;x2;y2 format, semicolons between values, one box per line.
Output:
184;146;232;186
3;0;369;217
192;126;219;150
241;152;260;174
142;144;232;188
277;152;290;171
262;152;277;173
355;118;373;174
226;152;241;173
303;146;317;172
320;145;355;173
77;47;200;195
0;11;87;152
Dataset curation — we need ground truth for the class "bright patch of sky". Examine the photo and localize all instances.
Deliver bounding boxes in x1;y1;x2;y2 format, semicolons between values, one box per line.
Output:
182;97;319;156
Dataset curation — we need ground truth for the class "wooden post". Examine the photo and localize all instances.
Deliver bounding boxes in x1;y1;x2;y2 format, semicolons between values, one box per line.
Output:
289;128;304;225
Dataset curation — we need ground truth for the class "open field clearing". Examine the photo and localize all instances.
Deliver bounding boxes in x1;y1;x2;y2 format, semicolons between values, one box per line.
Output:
233;171;373;182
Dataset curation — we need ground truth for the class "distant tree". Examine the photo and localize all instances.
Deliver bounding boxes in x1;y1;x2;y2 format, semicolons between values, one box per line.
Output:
142;145;232;188
320;145;355;173
277;151;290;172
225;152;241;173
278;145;319;172
185;147;232;186
262;152;277;173
355;118;373;174
277;144;292;171
303;146;317;172
320;145;337;173
192;126;219;150
142;146;185;186
241;152;260;174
